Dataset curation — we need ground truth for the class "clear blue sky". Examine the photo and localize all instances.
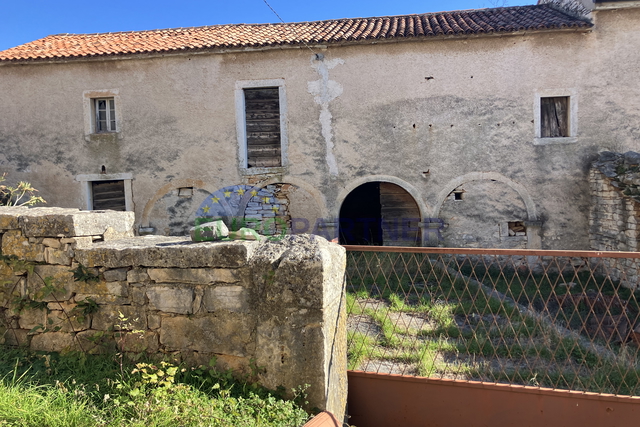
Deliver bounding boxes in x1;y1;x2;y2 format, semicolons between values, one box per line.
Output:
0;0;534;52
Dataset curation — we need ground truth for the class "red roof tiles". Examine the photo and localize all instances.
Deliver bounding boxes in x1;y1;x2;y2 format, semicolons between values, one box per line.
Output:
0;5;591;62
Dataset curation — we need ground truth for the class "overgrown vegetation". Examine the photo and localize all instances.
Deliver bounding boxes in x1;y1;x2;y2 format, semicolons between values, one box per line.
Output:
0;347;310;426
346;251;640;395
0;255;310;426
0;174;45;206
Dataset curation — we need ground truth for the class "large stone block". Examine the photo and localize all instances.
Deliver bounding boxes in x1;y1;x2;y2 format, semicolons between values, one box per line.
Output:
121;331;159;353
44;247;71;265
0;207;22;230
73;276;125;296
91;305;146;331
146;286;194;314
76;237;257;269
249;234;347;420
17;306;47;330
47;305;91;333
2;230;44;262
0;262;21;302
103;268;128;282
16;208;134;238
203;285;249;313
127;268;150;283
160;314;255;357
27;265;75;301
30;332;76;352
3;329;29;347
148;268;239;284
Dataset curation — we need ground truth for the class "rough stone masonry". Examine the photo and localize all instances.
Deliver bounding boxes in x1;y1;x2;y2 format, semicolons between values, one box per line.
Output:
0;207;347;420
590;151;640;289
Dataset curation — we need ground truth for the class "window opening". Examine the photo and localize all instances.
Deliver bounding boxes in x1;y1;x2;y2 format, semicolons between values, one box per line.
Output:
508;221;527;237
178;187;194;198
95;98;116;132
540;96;569;138
244;87;281;168
91;180;126;211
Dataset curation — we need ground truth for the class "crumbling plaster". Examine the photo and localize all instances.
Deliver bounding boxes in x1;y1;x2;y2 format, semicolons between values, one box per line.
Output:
1;8;639;248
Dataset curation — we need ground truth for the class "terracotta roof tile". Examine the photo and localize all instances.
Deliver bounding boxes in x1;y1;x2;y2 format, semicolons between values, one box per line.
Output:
0;4;591;62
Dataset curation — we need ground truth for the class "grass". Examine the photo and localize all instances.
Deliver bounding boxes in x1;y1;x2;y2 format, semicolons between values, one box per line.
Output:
0;347;310;427
345;251;640;395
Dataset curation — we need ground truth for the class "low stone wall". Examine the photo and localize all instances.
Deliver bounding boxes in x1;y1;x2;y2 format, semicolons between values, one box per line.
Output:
0;207;347;420
589;152;640;289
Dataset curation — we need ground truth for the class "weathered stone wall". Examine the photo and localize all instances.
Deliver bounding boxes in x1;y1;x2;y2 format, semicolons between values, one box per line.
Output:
589;152;640;289
4;8;640;250
0;207;347;419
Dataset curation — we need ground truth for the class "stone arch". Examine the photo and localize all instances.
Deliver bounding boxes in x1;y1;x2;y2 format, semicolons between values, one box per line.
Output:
334;175;431;220
433;172;538;221
237;176;329;221
140;179;218;230
337;176;429;246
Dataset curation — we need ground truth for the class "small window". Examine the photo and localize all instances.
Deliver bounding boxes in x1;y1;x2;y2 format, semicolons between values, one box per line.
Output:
508;221;527;237
244;87;281;168
94;98;116;133
91;180;126;211
540;96;569;138
178;187;194;198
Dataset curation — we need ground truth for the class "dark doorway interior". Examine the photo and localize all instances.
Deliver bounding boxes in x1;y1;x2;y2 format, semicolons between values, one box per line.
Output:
339;182;422;246
339;182;383;245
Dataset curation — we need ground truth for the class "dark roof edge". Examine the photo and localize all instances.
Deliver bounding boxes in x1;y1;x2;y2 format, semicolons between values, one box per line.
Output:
539;0;594;20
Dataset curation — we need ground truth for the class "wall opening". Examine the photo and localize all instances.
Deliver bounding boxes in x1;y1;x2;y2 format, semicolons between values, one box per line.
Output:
339;182;421;246
91;180;126;211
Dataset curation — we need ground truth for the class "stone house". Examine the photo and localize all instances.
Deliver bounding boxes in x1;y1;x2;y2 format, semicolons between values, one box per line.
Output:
0;0;638;249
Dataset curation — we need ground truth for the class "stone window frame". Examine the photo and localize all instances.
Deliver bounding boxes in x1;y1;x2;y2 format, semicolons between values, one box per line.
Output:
533;89;578;146
76;173;133;211
83;89;122;142
499;221;528;242
235;79;289;175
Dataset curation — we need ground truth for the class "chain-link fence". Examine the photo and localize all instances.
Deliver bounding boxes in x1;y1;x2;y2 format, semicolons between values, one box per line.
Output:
345;246;640;396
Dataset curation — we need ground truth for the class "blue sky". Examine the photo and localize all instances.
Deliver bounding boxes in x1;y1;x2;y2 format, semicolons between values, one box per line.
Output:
0;0;534;52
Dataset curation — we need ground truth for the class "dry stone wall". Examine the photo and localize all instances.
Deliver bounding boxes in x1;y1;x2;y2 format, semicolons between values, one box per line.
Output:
589;151;640;289
0;207;347;420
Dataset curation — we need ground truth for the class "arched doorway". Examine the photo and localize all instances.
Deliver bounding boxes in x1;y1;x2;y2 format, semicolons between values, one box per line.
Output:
339;182;421;246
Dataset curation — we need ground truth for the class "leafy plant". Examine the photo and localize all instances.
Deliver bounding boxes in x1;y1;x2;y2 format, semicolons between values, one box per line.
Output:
72;298;99;323
70;264;100;284
12;295;49;314
0;174;46;206
114;311;145;375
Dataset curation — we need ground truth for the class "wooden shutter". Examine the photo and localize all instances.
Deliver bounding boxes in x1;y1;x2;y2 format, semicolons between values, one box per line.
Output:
379;183;421;246
244;87;281;168
541;97;569;138
92;180;126;211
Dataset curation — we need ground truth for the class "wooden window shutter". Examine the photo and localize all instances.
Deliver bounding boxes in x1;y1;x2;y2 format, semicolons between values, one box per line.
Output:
244;87;282;168
541;96;569;138
92;180;126;211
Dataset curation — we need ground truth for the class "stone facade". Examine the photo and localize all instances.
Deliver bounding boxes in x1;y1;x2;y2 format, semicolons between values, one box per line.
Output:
589;151;640;289
0;207;347;420
1;3;640;250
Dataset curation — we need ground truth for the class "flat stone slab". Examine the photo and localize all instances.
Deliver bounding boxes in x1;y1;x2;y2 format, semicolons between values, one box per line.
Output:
0;206;134;238
75;235;258;268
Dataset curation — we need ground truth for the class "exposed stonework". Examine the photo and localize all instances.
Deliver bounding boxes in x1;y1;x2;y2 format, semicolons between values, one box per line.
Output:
0;208;347;420
589;151;640;289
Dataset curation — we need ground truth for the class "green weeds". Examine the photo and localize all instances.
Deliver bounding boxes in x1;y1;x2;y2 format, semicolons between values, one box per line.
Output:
0;347;310;427
346;251;640;395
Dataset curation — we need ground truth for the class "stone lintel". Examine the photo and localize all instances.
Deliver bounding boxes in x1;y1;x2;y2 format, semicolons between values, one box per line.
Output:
76;236;257;268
